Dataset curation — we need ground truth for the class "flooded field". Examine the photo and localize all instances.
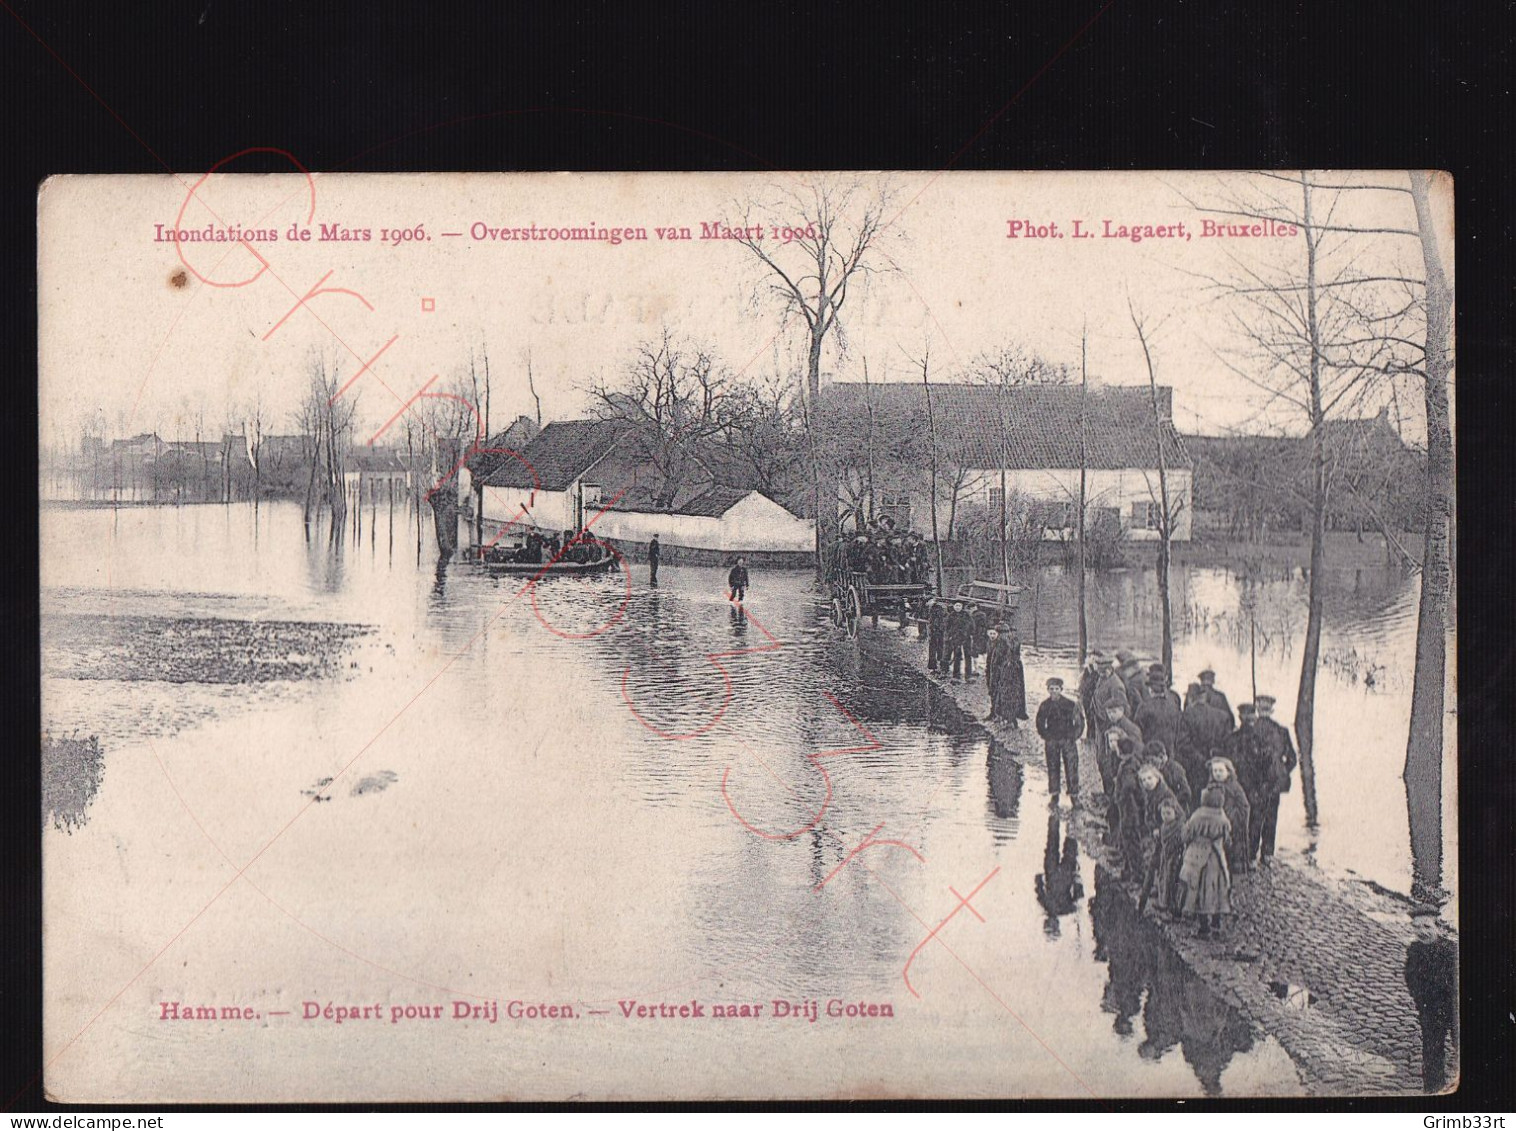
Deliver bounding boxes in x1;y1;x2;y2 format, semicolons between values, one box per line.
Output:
39;500;1445;1098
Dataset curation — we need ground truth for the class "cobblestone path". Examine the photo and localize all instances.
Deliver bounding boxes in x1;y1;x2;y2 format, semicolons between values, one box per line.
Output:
860;627;1448;1096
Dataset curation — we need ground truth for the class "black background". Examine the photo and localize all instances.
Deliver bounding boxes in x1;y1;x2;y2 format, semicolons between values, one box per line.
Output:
1;0;1510;1112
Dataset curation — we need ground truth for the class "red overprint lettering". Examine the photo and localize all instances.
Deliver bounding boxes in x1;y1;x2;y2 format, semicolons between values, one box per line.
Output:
264;269;376;341
718;691;881;840
813;822;925;892
901;868;1001;999
619;601;782;740
172;148;314;288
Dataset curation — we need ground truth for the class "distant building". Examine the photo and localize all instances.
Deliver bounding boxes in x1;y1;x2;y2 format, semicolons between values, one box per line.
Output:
1183;408;1423;538
342;447;412;505
818;382;1194;542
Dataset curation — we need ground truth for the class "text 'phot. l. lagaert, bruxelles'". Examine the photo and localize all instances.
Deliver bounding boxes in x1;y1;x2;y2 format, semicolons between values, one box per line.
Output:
1007;217;1301;242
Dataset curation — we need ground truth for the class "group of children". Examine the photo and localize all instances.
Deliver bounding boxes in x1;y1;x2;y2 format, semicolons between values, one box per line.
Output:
1034;673;1246;939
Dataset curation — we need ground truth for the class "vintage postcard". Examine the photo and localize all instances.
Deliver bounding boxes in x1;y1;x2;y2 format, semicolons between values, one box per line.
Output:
38;169;1456;1102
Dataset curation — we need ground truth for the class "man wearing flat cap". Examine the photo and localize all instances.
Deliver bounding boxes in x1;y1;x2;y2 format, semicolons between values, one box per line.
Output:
1035;676;1084;803
1135;663;1184;773
1404;906;1458;1092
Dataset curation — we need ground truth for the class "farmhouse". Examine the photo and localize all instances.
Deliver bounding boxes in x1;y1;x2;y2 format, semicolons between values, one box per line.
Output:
472;418;814;563
818;381;1194;542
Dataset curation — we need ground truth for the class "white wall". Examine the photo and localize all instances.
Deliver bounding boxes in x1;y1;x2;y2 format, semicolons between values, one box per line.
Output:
583;492;815;552
720;492;815;551
480;484;574;535
592;508;720;549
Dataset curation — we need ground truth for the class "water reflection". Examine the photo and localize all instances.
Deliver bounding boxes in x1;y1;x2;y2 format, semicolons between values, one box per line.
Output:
985;739;1024;833
1035;810;1084;938
1090;866;1258;1096
40;502;1383;1095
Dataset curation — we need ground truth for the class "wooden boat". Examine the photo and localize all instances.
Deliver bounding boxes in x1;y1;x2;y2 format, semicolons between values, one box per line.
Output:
474;552;620;577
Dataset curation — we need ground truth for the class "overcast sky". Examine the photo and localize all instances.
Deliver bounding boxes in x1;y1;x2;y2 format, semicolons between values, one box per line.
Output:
38;170;1448;449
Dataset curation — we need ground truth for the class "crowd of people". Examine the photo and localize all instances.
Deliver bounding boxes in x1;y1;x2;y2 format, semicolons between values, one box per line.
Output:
483;529;614;566
1017;649;1300;940
830;517;934;587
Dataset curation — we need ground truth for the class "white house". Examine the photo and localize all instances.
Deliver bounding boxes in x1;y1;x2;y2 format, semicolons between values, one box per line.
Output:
474;419;815;561
593;486;815;555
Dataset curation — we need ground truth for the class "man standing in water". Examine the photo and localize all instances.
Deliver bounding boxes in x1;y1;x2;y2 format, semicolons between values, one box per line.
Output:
727;556;750;603
647;534;661;584
1404;905;1458;1092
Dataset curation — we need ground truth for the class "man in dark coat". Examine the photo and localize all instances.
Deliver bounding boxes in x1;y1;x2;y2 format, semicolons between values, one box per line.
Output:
1180;694;1232;798
1404;907;1458;1092
1115;650;1146;715
846;534;870;575
1135;664;1184;767
727;557;750;602
926;599;946;673
647;534;661;583
946;601;971;679
1227;703;1271;866
984;625;1008;718
1189;668;1235;726
1035;677;1084;802
1250;694;1297;866
969;606;990;665
905;532;929;584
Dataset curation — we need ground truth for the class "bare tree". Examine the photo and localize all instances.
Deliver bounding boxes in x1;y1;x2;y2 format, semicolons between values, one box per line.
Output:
1077;325;1089;664
910;344;945;594
972;343;1075;588
1181;171;1428;824
1405;170;1454;900
296;353;357;539
736;177;896;570
587;330;740;509
1129;301;1177;678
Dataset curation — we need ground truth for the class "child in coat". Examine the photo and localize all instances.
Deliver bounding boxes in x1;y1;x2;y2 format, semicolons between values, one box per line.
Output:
1152;796;1187;916
1179;785;1234;938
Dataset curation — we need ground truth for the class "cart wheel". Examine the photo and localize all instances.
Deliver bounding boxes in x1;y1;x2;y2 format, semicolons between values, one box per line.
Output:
846;587;862;639
830;595;845;628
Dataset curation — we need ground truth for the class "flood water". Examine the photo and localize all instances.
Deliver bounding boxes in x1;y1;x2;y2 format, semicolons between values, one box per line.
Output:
41;499;1439;1099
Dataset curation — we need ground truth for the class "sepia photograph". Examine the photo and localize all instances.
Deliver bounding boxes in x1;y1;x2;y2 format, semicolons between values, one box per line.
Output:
37;168;1456;1102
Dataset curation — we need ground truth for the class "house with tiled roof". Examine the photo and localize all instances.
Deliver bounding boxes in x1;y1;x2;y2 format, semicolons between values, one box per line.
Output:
472;418;814;562
818;381;1194;541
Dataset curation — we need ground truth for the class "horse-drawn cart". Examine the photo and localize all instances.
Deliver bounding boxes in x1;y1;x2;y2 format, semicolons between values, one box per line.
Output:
827;560;935;639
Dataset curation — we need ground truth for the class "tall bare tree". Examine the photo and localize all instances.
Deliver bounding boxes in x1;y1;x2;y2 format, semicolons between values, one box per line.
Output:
973;343;1075;589
1077;325;1089;664
1182;171;1428;824
1129;301;1177;678
587;330;741;509
1404;170;1454;900
736;177;895;569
